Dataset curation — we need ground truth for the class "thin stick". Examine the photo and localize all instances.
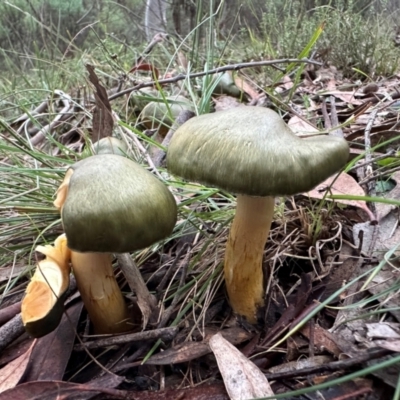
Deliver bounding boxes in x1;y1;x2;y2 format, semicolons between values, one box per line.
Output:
31;91;72;146
264;347;391;381
329;96;344;138
117;253;157;329
109;58;322;100
364;108;378;197
74;326;178;351
0;314;25;353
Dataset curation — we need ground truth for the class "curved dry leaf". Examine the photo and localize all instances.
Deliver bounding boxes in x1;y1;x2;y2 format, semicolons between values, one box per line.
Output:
288;116;319;135
22;302;82;382
322;90;362;105
86;64;114;141
376;339;400;352
0;376;125;400
0;266;26;284
306;173;375;221
209;333;275;400
214;96;242;112
366;323;400;339
146;327;253;365
0;342;34;393
233;75;259;101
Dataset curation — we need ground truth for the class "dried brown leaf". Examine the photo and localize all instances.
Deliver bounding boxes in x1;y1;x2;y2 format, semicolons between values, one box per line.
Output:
376;339;400;352
367;323;400;339
306;172;375;221
0;342;34;393
0;266;26;284
322;90;362;105
86;64;114;141
146;341;210;365
213;96;242;111
146;327;252;365
0;376;125;400
22;303;82;382
209;333;275;400
234;74;259;100
299;324;342;357
0;336;33;367
288;116;319;134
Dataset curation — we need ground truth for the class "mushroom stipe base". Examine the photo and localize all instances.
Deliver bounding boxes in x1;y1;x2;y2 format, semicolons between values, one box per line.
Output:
71;252;132;334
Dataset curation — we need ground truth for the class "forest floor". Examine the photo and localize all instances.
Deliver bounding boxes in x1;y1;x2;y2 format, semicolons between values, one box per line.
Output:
1;35;400;400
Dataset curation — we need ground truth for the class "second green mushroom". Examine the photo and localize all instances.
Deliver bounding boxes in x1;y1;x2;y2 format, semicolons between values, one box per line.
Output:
55;154;177;333
167;106;349;323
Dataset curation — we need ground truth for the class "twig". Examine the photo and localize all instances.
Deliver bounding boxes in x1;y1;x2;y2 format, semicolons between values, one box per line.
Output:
329;96;344;138
0;301;21;326
321;98;331;130
30;90;72;146
331;387;373;400
359;163;400;185
362;108;378;254
74;326;178;351
264;347;392;381
0;313;25;353
117;253;157;329
348;150;396;172
109;58;322;101
13;100;48;124
364;108;378;197
135;33;168;67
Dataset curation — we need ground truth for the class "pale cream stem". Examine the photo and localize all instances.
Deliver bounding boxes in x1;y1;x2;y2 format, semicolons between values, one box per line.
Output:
71;251;131;334
224;195;275;323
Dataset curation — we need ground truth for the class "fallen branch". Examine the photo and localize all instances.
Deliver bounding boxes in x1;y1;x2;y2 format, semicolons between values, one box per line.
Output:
30;90;73;146
110;58;322;101
0;313;25;353
74;326;178;351
264;347;392;381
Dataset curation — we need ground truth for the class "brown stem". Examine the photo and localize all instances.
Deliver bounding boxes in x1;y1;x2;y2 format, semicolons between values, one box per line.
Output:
71;252;131;334
224;195;274;323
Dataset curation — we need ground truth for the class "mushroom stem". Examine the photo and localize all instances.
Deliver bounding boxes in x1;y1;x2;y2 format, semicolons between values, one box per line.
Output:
224;195;275;323
70;251;131;334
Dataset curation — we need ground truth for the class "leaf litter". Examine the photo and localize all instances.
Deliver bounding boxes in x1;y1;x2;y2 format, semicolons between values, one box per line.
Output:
2;38;400;400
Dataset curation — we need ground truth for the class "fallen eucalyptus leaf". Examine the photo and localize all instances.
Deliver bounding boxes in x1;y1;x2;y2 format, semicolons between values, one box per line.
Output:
306;172;375;221
209;333;275;400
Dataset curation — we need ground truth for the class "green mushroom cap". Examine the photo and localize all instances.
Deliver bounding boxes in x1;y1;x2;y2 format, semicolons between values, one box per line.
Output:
167;106;349;196
61;155;177;253
93;137;128;156
140;95;194;133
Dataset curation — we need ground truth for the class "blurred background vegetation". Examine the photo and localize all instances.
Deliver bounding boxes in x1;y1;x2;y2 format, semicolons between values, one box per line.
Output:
1;0;400;91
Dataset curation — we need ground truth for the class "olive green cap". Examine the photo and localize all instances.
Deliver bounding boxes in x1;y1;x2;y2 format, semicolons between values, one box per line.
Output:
93;137;128;156
140;95;194;130
167;106;349;196
60;155;177;253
